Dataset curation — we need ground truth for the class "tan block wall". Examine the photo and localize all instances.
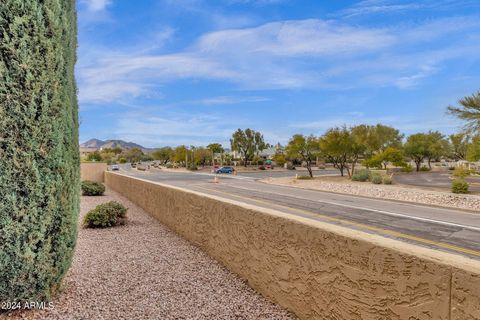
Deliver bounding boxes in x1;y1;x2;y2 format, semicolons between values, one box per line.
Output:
81;163;107;182
105;172;480;320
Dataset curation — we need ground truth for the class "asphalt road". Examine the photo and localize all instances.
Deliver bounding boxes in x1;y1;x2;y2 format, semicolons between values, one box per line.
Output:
116;165;480;260
394;171;480;193
230;169;338;180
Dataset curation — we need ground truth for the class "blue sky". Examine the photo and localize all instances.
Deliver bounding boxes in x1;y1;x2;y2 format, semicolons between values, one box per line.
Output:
77;0;480;148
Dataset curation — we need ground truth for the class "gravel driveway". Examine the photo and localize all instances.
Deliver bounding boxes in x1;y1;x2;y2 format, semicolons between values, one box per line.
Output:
2;190;294;320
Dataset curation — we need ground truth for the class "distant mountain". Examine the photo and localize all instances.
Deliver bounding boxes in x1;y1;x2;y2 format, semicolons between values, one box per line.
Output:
80;138;105;148
80;139;146;150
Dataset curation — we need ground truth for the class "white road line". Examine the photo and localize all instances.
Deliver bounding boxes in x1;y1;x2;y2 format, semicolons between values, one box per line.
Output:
193;172;257;181
223;185;480;232
117;168;480;232
251;182;480;216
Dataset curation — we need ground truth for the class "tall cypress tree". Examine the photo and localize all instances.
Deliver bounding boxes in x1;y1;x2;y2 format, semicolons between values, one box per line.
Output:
0;0;79;302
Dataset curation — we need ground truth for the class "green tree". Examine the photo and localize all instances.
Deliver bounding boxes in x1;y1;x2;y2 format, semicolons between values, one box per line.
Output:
349;125;371;175
124;148;144;163
102;147;122;155
286;134;320;177
449;133;470;161
0;0;79;302
359;124;404;167
100;151;116;164
207;143;224;165
447;90;480;133
372;124;403;152
272;152;287;166
230;129;269;167
86;151;102;162
466;136;480;162
364;147;405;169
194;147;211;167
404;133;431;171
173;145;188;166
152;147;173;163
320;127;352;177
425;131;449;168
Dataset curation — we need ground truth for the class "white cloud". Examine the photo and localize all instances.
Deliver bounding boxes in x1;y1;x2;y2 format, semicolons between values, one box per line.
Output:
227;0;286;5
338;0;480;17
340;2;422;17
196;19;395;57
80;0;112;12
290;114;463;136
77;16;480;104
77;53;238;104
196;96;270;105
113;112;246;147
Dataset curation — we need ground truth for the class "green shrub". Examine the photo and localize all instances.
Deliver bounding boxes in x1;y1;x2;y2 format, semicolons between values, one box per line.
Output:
258;165;266;170
401;164;413;173
81;181;105;196
84;201;128;228
188;165;198;171
118;158;127;164
383;176;393;185
452;179;469;194
420;166;431;172
297;175;314;180
166;163;174;168
352;169;370;182
453;167;472;178
0;0;79;303
371;175;383;184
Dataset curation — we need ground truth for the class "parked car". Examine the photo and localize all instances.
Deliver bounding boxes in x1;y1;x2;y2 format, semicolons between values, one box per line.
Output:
111;165;119;171
131;163;136;168
215;166;234;174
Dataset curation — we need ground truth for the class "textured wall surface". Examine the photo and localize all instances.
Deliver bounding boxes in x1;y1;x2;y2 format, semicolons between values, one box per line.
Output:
81;163;107;182
452;269;480;319
105;172;480;320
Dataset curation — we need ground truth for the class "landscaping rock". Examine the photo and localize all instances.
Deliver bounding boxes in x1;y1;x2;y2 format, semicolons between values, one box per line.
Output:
264;177;480;212
2;190;294;320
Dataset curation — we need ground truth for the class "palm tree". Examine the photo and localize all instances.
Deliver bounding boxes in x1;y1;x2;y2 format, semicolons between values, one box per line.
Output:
448;90;480;133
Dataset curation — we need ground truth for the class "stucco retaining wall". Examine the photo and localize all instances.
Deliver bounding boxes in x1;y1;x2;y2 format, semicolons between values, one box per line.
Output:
81;162;107;182
105;172;480;320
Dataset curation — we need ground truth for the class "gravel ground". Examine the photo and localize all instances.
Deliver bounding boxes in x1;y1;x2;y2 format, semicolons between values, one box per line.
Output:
263;176;480;212
2;190;295;320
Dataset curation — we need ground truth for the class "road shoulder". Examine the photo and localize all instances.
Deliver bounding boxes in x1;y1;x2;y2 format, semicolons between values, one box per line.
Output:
261;176;480;213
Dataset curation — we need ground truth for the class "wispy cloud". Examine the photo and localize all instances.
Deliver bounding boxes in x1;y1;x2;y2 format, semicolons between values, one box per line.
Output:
196;96;270;105
77;53;237;104
79;0;112;12
77;16;480;104
113;112;248;147
290;114;463;135
227;0;287;5
196;19;395;57
338;0;480;18
339;1;423;18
